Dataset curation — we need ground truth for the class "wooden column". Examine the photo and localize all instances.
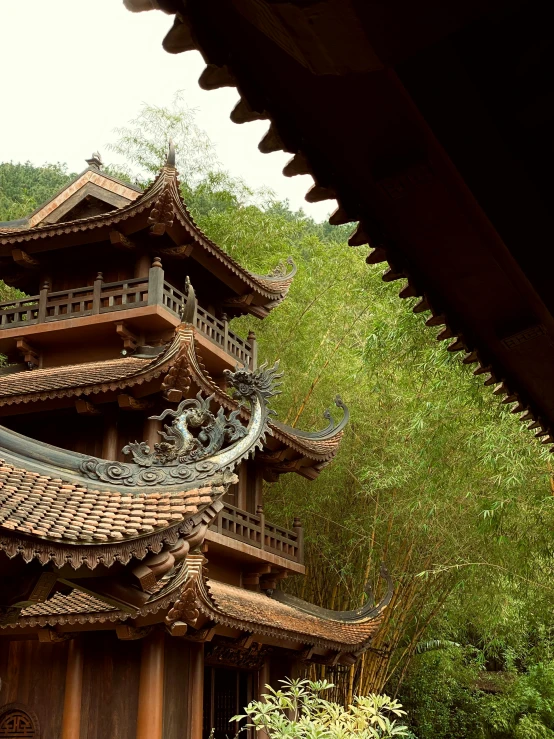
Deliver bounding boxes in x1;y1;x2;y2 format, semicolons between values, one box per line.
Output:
134;253;151;279
257;657;271;739
258;656;270;700
92;272;103;314
136;630;165;739
148;258;164;306
143;417;162;450
248;330;258;369
102;411;119;460
237;461;248;510
37;280;49;323
189;642;204;739
61;638;84;739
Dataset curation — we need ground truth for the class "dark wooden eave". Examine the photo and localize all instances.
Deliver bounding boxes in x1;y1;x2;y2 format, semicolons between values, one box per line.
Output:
130;0;554;449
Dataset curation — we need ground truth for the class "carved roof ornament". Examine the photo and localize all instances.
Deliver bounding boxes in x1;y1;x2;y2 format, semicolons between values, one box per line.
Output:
85;152;103;169
179;276;197;323
163;554;390;654
166;139;176;168
79;361;281;487
264;256;297;281
270;563;394;624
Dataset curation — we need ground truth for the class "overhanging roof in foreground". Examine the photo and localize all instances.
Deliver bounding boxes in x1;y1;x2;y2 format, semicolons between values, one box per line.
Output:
125;0;554;452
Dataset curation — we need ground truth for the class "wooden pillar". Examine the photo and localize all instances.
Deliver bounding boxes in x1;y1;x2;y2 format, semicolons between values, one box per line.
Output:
102;411;119;460
134;252;151;279
136;630;165;739
148;258;164;306
237;461;248;510
143;417;162;451
257;657;271;739
248;330;258;369
293;517;304;564
61;638;84;739
190;642;204;739
92;272;103;314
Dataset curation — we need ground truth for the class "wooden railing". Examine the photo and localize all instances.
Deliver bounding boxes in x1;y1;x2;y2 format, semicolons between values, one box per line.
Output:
0;262;256;367
210;502;304;564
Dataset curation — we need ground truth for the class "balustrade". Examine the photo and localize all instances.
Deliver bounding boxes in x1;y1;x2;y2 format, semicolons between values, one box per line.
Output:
210;502;303;564
0;265;255;367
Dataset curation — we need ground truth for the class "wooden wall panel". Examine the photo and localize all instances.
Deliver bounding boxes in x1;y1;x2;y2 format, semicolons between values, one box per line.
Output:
162;635;192;739
0;637;67;738
80;632;141;739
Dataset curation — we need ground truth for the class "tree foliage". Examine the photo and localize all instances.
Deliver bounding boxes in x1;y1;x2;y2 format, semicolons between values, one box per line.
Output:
0;161;75;222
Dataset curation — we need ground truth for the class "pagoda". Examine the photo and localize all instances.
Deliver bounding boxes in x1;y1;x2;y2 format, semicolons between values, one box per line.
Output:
0;148;390;739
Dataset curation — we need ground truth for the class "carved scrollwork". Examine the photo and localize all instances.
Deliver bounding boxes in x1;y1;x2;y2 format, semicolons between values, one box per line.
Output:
79;363;281;487
123;392;247;467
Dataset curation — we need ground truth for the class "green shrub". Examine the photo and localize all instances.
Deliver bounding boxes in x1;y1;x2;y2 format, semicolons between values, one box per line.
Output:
232;677;411;738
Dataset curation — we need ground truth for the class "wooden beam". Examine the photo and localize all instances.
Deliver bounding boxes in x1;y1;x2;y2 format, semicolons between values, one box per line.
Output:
167;620;189;637
12;248;39;268
116;624;152;641
110;230;136;250
61;639;84;739
118;394;152;412
37;628;71;643
75;399;101;416
157;243;194;258
116;322;138;351
16;338;40;368
136;630;165;739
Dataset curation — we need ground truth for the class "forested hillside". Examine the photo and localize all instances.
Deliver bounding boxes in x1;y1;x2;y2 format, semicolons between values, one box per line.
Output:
2;99;554;738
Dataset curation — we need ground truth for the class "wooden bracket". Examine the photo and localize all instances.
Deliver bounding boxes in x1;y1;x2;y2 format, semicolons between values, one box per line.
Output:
16;338;40;368
157;243;194;258
130;564;158;593
75;399;101;415
260;570;287;592
185;625;217;642
167;620;189;637
243;565;272;589
116;322;138;351
235;632;255;649
27;572;58;603
110;230;136;250
37;629;73;643
300;645;316;661
163;388;183;403
117;394;152;412
116;624;153;641
12;248;40;269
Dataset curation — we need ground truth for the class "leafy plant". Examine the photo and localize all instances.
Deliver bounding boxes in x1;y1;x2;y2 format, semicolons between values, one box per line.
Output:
231;678;411;738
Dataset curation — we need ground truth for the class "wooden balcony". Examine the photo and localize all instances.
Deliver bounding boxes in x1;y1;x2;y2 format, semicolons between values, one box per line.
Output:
0;264;256;368
208;502;304;571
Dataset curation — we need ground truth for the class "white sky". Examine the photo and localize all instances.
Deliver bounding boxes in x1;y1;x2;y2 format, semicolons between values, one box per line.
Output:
0;0;333;220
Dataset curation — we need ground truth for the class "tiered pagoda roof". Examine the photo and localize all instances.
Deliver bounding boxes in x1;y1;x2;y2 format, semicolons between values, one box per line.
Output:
0;148;295;318
4;553;392;658
0;151;386;662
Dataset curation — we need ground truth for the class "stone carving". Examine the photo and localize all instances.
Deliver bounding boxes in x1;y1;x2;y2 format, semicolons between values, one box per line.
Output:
80;363;281;487
123;392;247;467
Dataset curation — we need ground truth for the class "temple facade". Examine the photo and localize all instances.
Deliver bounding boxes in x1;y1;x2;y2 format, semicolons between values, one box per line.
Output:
0;149;390;739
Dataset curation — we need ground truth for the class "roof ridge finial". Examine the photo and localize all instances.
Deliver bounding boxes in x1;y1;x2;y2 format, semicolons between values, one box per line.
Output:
86;152;103;170
166;139;176;169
